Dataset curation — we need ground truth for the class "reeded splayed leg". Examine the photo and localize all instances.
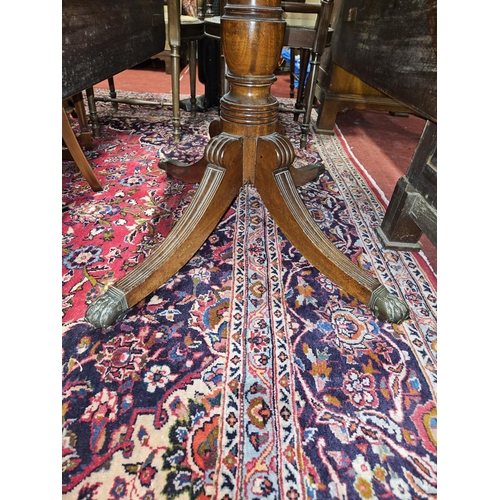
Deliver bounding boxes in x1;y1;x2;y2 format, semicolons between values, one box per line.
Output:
253;134;409;324
220;0;408;323
85;134;244;328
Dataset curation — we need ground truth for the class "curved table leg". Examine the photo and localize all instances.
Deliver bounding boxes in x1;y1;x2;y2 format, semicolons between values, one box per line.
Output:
254;134;409;323
289;162;325;186
161;156;325;187
158;120;223;183
86;134;244;328
158;156;210;184
62;107;103;192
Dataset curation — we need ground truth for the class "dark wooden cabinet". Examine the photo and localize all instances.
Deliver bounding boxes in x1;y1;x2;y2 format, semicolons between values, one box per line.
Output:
316;0;437;250
62;0;165;99
326;0;436;122
376;121;437;249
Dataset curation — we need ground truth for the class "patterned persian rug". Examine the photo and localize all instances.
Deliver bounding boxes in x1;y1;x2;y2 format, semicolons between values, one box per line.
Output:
62;90;437;499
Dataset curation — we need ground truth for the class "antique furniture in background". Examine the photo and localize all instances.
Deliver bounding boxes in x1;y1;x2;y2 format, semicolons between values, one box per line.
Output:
323;0;437;250
80;0;204;143
85;0;409;328
199;15;225;108
313;64;414;135
62;0;165;185
62;0;165;100
62;93;93;150
154;0;205;141
377;121;436;249
281;0;335;148
326;0;436;122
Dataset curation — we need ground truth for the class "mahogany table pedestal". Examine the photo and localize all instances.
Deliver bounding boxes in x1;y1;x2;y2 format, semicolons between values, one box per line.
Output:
86;0;409;328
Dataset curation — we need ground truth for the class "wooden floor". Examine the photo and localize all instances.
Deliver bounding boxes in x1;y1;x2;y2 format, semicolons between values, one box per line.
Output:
94;58;436;273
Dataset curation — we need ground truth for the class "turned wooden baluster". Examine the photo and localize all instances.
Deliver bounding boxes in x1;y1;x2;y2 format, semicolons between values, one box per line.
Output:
86;0;408;328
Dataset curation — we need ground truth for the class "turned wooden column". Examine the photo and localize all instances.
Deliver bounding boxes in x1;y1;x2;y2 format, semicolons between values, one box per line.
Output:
218;0;286;183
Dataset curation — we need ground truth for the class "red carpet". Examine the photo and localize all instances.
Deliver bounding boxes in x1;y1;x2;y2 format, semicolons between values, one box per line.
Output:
63;90;437;499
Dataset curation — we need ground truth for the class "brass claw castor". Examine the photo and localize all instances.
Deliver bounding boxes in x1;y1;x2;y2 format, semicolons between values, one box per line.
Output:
368;285;409;324
85;287;129;328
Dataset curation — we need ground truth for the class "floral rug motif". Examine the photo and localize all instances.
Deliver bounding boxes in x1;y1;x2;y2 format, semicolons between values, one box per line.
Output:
62;90;437;499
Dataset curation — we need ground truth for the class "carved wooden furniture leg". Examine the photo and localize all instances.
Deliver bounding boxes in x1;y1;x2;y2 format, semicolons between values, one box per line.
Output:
85;87;101;138
86;135;244;327
254;135;408;322
62;107;103;192
71;92;93;150
86;0;409;328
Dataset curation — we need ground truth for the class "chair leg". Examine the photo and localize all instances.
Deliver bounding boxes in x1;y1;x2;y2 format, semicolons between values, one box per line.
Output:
170;45;182;142
289;47;296;98
299;55;320;148
107;77;119;110
71;92;93;150
295;48;310;112
62;107;103;192
189;39;198;117
86;87;101;138
167;0;182;141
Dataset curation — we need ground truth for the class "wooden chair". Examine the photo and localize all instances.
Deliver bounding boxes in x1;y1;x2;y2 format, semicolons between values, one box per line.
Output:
62;0;166;191
63;93;94;150
280;0;335;148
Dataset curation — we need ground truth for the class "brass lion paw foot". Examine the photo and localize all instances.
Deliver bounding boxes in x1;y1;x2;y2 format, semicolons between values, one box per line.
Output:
85;286;129;328
368;285;410;324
